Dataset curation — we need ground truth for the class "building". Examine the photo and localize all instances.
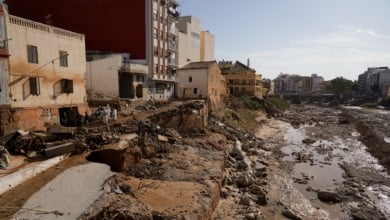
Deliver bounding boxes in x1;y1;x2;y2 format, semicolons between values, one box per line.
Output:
177;16;215;68
311;74;324;93
273;73;324;95
85;53;148;105
357;67;390;97
177;61;225;100
0;5;87;134
219;60;263;97
6;0;181;101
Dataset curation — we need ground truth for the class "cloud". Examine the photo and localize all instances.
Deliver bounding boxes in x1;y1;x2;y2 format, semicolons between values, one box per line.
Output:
245;26;390;80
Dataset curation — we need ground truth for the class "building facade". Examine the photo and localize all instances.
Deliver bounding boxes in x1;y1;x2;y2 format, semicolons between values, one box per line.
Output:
219;61;263;97
274;73;324;95
358;67;390;96
7;0;181;101
86;54;148;104
177;16;215;68
0;6;87;134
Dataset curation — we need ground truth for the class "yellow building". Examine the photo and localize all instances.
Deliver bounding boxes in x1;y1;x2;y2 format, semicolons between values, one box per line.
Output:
219;61;263;97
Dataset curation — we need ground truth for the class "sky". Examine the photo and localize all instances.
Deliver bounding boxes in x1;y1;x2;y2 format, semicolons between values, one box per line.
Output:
177;0;390;81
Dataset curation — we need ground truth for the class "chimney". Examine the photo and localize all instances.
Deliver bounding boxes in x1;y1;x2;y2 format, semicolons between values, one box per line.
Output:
247;58;250;67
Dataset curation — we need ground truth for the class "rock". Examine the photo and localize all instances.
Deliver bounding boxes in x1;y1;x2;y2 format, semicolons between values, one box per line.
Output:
302;138;315;144
248;185;263;195
239;194;253;206
256;193;267;206
237;172;255;188
238;160;249;169
282;209;302;220
339;117;350;124
317;191;342;203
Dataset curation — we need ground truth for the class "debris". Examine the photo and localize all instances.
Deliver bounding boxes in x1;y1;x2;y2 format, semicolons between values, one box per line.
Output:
0;146;10;169
44;142;75;158
157;135;168;142
317;191;342;203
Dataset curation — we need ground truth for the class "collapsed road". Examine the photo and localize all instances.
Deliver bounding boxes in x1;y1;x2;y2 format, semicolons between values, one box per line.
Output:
0;99;389;219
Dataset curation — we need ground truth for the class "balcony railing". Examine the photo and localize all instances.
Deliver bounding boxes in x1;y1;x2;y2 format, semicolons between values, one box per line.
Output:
8;15;84;41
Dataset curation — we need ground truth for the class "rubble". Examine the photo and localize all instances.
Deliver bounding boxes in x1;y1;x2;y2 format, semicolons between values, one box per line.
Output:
0;146;10;169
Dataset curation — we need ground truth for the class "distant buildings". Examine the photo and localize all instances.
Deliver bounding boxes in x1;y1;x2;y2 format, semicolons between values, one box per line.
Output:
177;16;215;68
0;5;87;134
273;73;324;95
357;67;390;96
219;60;263;97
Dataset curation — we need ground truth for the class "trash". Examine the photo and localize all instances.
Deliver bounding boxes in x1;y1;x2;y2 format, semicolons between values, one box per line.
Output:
44;142;75;158
0;145;10;169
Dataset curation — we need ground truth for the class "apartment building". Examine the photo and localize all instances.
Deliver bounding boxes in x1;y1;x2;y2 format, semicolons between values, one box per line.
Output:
7;0;181;101
358;67;390;95
219;60;263;97
0;5;87;134
177;16;215;67
274;73;324;95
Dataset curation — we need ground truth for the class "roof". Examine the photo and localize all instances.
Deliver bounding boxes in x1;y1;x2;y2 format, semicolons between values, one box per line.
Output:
179;61;217;70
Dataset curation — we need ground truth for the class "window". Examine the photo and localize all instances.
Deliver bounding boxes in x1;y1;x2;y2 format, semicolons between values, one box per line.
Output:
189;76;192;82
59;51;68;67
61;79;73;93
54;79;73;97
27;45;38;63
194;88;197;94
22;77;40;100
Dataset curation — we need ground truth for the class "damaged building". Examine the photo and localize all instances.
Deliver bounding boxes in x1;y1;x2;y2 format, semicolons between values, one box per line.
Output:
7;0;181;101
86;53;148;106
0;4;87;135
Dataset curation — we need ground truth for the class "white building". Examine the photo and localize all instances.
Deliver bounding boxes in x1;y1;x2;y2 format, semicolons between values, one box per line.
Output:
177;16;215;68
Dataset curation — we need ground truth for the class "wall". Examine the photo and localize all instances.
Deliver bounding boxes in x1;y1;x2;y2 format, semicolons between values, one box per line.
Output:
86;55;121;101
177;68;208;99
177;16;201;68
6;15;87;130
7;0;147;59
200;31;215;62
7;16;86;108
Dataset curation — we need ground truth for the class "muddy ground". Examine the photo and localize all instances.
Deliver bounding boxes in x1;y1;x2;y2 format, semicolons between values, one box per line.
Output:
1;102;390;220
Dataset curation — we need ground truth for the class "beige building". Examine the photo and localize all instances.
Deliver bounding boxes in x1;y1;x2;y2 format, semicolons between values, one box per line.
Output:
0;6;87;133
219;61;263;97
177;16;215;68
177;61;225;100
86;53;148;105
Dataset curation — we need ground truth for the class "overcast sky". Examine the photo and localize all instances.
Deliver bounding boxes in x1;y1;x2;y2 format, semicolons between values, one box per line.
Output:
178;0;390;81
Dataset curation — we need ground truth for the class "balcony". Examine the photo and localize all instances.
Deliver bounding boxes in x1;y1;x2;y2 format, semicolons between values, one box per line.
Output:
168;57;177;66
120;63;148;74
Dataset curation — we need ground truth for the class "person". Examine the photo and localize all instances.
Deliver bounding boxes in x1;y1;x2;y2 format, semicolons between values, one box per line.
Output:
106;104;111;120
112;108;117;121
84;111;89;127
102;107;108;124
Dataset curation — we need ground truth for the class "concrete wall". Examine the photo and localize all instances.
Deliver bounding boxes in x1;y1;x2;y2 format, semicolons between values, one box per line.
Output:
177;16;201;68
200;31;215;62
86;55;121;101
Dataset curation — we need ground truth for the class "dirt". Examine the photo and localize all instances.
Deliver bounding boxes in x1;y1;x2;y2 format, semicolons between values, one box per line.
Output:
2;100;390;220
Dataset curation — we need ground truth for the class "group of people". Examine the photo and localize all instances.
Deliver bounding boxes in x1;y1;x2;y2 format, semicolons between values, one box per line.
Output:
93;104;117;124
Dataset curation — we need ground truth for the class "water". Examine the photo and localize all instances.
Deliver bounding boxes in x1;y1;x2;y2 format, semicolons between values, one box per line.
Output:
280;122;390;219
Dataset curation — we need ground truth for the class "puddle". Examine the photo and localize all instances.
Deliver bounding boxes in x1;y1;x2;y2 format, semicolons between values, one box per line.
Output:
280;121;390;219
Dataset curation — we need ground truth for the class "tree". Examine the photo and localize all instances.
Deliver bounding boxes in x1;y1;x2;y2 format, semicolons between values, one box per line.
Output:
325;77;353;99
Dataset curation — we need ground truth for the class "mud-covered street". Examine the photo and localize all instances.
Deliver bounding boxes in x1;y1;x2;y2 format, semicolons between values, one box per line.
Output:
1;101;390;220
